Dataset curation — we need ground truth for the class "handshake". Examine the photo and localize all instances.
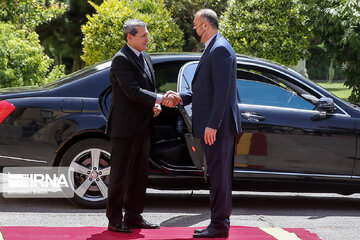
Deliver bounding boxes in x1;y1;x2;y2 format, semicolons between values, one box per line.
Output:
161;90;182;108
153;90;182;117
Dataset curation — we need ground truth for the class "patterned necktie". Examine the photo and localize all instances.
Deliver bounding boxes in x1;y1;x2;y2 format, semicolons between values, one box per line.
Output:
139;53;152;81
138;53;145;68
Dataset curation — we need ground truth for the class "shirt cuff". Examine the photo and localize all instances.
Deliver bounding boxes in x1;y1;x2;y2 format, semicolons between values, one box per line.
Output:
155;94;163;105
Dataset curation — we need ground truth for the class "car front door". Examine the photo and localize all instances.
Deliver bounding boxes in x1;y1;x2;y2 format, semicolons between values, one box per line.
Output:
178;61;356;182
234;64;355;182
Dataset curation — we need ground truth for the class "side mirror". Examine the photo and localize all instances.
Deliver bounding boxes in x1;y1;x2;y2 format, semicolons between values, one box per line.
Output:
311;97;335;121
316;97;335;113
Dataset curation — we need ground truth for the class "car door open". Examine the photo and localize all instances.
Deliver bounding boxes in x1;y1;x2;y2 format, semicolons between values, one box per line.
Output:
177;62;206;172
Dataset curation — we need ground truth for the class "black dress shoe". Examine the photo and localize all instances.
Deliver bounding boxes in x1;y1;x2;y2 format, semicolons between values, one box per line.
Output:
193;228;229;238
194;228;206;233
108;223;132;233
125;219;159;229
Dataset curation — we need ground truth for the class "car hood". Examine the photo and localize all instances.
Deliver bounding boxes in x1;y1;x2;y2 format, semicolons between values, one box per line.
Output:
0;86;47;100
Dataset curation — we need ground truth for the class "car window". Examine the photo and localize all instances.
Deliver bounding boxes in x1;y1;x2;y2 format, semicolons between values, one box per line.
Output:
237;79;315;109
178;62;199;117
178;62;316;111
154;62;185;93
180;63;197;93
237;68;315;110
103;61;186;113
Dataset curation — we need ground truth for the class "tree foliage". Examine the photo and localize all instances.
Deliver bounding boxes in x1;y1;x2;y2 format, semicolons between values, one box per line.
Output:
37;0;103;73
164;0;228;51
82;0;184;65
0;0;66;30
302;0;360;102
0;1;66;87
0;22;63;87
221;0;311;66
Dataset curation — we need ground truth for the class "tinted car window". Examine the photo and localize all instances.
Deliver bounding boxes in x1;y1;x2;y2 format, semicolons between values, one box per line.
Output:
103;61;186;113
180;63;197;93
179;62;316;111
236;68;315;110
237;79;315;109
155;62;185;93
179;62;198;117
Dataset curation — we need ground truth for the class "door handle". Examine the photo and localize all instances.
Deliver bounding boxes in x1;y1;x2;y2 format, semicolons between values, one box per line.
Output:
241;112;265;122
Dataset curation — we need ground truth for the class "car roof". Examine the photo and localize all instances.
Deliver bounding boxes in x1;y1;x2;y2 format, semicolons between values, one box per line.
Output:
87;52;287;72
44;52;302;91
91;53;202;71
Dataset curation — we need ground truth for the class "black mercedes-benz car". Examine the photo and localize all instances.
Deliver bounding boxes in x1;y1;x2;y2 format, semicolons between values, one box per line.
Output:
1;53;360;208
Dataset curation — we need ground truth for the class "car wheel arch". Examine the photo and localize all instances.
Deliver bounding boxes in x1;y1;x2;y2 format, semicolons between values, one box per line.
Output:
53;131;110;167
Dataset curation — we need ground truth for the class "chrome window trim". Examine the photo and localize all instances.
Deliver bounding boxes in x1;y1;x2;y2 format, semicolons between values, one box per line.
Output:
238;103;348;117
95;61;111;71
234;169;351;179
0;155;47;164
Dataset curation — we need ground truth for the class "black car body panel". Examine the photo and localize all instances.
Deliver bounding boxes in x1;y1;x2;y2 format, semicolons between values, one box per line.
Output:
1;53;360;207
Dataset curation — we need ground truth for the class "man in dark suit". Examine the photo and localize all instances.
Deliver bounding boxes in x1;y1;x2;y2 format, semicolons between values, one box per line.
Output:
165;9;241;238
105;19;175;233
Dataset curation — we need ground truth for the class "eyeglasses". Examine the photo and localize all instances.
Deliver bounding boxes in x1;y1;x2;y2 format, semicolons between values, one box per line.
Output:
193;22;205;29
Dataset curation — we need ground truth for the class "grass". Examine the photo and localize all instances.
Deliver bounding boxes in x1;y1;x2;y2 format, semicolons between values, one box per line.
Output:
317;82;351;101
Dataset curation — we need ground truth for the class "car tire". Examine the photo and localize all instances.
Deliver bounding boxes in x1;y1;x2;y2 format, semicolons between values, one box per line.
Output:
60;138;111;209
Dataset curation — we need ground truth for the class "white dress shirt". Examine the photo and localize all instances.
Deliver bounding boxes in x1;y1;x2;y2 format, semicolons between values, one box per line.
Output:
204;32;218;51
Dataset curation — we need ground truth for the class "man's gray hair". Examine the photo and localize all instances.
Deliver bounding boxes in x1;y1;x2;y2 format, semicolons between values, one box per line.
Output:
123;19;147;42
197;9;219;30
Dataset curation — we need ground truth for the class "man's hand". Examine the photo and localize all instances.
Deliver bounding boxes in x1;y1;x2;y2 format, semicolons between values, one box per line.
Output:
204;127;217;146
162;90;181;108
153;103;162;117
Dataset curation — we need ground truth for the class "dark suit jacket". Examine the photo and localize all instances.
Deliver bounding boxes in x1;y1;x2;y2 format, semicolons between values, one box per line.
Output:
181;33;241;138
106;44;157;138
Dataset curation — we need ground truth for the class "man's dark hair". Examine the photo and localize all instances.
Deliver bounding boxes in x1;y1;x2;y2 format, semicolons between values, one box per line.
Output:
123;19;147;42
197;9;219;30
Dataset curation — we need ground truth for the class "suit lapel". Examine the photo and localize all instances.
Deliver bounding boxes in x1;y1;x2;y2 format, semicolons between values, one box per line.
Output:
122;45;144;73
122;45;155;86
192;34;219;84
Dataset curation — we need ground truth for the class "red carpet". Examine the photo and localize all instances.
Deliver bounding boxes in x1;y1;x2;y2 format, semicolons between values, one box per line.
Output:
0;226;322;240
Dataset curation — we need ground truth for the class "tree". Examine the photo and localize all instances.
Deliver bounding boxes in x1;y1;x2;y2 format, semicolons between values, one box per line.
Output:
220;0;311;66
164;0;228;51
0;1;66;87
0;22;63;87
81;0;184;66
36;0;103;73
0;0;66;30
302;0;360;102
